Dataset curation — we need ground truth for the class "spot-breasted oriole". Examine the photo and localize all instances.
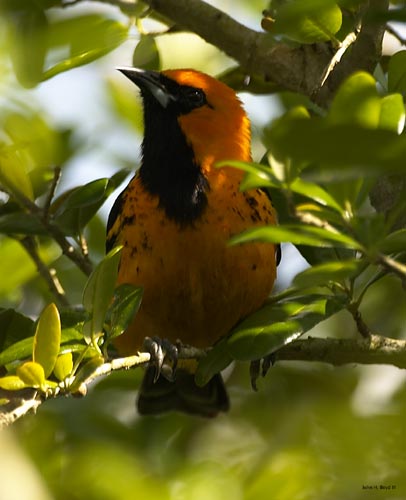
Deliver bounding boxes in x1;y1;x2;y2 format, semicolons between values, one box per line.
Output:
106;68;279;417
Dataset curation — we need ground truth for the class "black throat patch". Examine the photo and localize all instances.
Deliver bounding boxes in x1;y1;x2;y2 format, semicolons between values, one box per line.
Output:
139;94;209;226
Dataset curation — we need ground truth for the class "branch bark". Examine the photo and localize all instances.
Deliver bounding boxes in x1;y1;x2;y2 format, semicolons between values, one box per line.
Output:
1;333;405;427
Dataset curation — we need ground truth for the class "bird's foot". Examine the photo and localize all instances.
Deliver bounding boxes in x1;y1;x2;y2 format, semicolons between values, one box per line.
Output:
142;336;179;383
250;353;277;391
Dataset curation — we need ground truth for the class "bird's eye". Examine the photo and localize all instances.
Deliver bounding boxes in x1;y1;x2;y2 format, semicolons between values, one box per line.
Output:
185;88;207;108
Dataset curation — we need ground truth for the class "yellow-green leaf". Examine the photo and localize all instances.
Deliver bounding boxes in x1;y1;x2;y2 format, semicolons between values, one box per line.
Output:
0;375;27;391
53;352;73;381
16;361;45;388
33;303;61;377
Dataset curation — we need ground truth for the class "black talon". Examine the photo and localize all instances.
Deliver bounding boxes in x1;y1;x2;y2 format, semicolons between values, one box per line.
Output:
261;352;276;378
142;336;179;383
250;359;261;391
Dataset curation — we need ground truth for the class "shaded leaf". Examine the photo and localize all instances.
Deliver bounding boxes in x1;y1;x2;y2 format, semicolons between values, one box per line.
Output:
33;303;61;378
0;309;35;352
83;247;122;343
388;50;406;94
0;212;46;235
379;229;406;254
195;338;233;387
132;34;160;71
106;284;143;340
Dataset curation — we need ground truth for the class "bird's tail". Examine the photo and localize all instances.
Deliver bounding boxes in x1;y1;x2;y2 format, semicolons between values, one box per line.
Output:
137;366;229;418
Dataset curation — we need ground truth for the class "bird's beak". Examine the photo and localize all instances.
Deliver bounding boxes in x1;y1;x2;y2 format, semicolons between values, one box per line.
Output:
116;67;175;109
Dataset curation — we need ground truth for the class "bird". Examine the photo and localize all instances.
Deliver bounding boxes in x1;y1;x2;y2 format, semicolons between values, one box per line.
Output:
106;67;280;417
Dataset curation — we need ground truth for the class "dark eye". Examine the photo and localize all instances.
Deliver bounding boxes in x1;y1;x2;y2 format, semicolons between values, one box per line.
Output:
185;88;207;108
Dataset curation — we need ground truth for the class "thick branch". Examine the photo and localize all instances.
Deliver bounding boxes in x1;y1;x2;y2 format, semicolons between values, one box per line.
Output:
275;334;406;368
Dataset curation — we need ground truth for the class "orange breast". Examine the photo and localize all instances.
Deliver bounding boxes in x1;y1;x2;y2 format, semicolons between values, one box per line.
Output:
112;168;277;355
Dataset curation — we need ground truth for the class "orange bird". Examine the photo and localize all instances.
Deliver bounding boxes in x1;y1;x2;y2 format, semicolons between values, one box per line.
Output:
107;68;279;417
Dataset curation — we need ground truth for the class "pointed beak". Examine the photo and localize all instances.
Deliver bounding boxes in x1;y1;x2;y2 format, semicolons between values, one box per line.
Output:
116;66;175;109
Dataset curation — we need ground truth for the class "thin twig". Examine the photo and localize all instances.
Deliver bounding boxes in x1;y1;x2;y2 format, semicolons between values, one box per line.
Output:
43;166;61;221
20;236;70;307
2;183;93;276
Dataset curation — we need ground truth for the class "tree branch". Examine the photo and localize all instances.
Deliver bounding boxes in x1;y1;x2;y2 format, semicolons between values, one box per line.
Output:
1;334;405;427
275;334;406;368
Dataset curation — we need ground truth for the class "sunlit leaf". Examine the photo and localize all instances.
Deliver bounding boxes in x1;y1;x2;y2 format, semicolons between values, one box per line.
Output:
0;375;27;391
53;352;73;382
379;93;405;134
43;14;128;80
16;361;45;388
328;72;381;128
293;259;362;288
229;224;361;249
33;303;61;378
267;0;342;43
227;294;346;361
0;147;34;200
289;178;343;212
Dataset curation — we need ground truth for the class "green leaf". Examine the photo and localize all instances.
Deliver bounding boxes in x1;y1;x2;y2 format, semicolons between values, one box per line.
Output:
53;352;73;382
378;229;406;254
293;259;362;288
0;239;60;300
328;72;381;128
217;160;280;188
0;309;35;352
16;361;45;389
269;0;342;43
379;94;405;134
53;174;128;236
106;284;143;340
229;224;361;250
132;34;161;71
83;247;122;343
0;146;34;200
388;51;406;94
0;375;27;391
195;338;233;387
7;7;47;88
289;178;343;212
0;337;34;367
43;15;128;80
69;356;105;393
227;294;346;361
269;118;406;179
33;303;61;378
0;212;47;236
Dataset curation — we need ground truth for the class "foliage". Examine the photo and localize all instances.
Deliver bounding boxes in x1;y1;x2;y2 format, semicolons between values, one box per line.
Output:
0;0;405;499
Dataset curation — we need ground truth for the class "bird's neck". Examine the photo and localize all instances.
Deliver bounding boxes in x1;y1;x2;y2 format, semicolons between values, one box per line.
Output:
139;107;208;225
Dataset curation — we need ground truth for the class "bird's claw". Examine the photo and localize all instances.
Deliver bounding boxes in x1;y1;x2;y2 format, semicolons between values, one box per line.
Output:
249;353;277;391
142;336;179;383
